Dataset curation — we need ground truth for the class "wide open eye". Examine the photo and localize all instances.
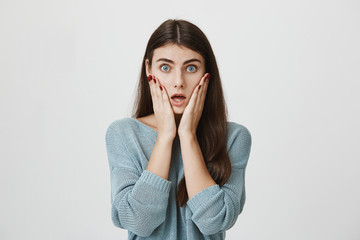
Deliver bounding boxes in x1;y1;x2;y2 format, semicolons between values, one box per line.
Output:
161;64;170;72
186;65;197;72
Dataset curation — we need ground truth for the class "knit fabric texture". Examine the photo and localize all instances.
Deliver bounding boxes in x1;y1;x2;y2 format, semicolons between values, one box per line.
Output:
105;118;251;239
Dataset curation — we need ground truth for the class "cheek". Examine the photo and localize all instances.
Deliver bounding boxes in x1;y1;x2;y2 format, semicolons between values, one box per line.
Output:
160;82;172;91
152;71;170;85
189;81;199;91
188;74;202;87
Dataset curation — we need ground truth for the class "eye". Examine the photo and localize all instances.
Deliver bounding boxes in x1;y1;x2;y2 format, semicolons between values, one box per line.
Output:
160;64;170;72
186;65;197;72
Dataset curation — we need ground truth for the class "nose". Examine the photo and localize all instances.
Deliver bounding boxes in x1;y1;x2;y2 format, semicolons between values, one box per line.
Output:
173;70;185;88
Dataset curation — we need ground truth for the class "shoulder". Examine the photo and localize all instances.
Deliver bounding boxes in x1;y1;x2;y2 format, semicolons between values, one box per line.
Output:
105;118;134;143
227;121;251;143
107;118;136;130
105;117;157;143
226;121;252;168
106;118;137;136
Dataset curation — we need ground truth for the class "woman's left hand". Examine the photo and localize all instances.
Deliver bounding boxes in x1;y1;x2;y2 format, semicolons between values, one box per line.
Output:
178;73;210;138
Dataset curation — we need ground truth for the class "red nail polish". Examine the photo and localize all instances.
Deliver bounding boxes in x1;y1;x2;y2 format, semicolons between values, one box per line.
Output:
153;78;157;84
198;85;201;90
160;86;163;91
148;75;152;81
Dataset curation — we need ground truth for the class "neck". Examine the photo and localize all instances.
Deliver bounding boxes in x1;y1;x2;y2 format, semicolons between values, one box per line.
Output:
175;114;182;128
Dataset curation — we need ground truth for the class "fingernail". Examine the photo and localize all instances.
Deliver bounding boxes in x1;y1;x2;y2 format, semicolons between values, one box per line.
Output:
160;86;163;91
206;73;210;81
153;78;157;84
198;85;201;90
148;75;152;81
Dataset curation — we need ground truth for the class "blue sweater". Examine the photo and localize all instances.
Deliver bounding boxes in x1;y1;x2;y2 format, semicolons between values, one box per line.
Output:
105;118;251;239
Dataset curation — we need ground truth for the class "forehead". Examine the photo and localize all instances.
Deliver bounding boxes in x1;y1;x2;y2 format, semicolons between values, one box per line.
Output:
152;44;204;63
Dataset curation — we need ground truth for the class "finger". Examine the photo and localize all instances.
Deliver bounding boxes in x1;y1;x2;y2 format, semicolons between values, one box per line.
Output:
148;75;159;98
156;77;166;99
161;84;175;111
197;73;209;94
153;76;163;99
192;73;208;99
148;75;162;112
156;78;173;110
148;75;156;100
200;73;210;103
150;75;161;94
152;76;172;113
186;85;199;112
158;79;168;100
195;73;210;111
186;73;206;112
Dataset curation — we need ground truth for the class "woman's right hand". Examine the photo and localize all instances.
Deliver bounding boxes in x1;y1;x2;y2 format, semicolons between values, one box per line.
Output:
148;75;176;140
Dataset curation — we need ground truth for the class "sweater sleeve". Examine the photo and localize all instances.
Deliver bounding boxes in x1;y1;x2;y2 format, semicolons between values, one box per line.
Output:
105;122;172;237
187;124;252;235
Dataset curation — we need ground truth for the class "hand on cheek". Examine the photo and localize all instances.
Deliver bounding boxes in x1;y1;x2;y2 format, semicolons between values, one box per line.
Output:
148;75;176;140
178;73;210;137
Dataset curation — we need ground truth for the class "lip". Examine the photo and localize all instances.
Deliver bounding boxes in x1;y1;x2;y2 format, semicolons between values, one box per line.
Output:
171;93;187;107
171;93;186;98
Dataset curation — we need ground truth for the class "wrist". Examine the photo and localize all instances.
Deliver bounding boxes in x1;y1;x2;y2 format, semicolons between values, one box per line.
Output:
157;133;176;143
179;132;197;141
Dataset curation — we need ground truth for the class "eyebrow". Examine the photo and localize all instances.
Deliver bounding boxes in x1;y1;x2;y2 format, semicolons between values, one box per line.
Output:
156;58;201;65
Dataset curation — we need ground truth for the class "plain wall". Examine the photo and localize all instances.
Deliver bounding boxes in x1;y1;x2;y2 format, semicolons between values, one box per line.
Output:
0;0;359;239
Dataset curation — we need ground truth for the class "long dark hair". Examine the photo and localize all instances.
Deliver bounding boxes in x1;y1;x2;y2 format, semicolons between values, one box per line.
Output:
132;19;231;207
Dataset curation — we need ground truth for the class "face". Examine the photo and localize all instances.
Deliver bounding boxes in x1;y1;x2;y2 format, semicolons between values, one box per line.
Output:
146;44;206;114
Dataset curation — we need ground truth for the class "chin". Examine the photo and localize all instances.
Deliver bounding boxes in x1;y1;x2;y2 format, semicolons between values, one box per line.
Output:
172;105;185;114
173;109;184;115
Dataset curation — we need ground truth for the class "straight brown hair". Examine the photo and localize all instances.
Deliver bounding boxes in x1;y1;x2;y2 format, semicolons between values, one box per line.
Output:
132;19;231;207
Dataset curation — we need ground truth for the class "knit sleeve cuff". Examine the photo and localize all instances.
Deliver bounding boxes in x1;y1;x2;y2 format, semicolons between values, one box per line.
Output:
187;184;221;211
138;170;172;193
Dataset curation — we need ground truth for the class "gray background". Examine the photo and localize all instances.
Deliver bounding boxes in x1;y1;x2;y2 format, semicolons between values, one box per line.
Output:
1;0;359;239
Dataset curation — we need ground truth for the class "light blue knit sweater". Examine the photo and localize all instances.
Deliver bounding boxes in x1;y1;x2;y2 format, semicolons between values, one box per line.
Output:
105;118;251;239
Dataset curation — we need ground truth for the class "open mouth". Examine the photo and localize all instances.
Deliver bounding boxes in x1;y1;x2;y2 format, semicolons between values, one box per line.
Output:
171;94;186;106
171;96;186;102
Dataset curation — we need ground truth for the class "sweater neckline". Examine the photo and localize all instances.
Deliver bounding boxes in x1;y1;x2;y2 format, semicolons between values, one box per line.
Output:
132;118;158;134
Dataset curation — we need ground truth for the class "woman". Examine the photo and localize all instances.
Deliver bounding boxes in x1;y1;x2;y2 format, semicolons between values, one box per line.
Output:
105;19;252;239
